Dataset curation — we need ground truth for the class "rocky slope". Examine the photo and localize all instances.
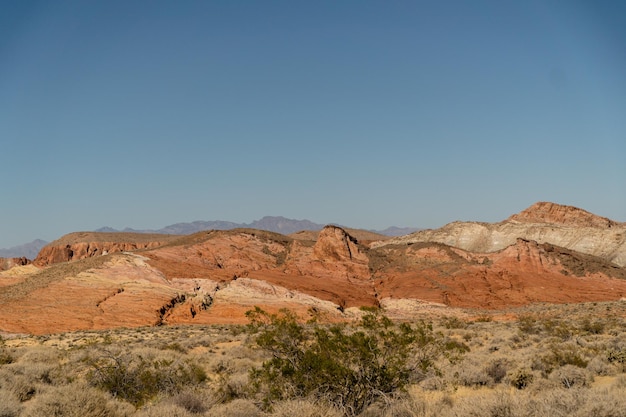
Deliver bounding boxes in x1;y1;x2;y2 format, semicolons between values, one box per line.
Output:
375;202;626;267
371;238;626;311
33;232;180;267
508;201;619;228
1;202;625;334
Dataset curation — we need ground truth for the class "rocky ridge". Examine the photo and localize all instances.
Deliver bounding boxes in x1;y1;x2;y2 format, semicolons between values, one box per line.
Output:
1;202;625;334
34;232;180;267
508;201;619;228
375;202;626;267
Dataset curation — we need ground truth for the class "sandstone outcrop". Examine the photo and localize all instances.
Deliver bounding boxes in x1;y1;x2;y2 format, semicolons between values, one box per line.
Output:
313;225;369;263
373;238;626;309
34;232;178;266
508;201;619;228
144;227;375;309
0;257;30;271
376;202;626;267
2;203;626;335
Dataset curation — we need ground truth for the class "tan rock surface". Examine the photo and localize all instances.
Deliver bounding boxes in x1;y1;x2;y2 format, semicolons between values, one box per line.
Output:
376;202;626;267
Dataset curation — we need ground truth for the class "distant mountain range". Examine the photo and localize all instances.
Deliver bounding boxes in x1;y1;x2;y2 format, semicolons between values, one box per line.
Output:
1;217;419;258
0;239;48;259
96;216;420;238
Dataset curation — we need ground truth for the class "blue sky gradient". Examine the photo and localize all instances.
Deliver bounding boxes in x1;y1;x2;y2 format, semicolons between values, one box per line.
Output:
1;1;625;248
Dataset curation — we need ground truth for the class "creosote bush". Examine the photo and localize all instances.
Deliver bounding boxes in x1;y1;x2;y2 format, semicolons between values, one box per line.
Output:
246;307;466;416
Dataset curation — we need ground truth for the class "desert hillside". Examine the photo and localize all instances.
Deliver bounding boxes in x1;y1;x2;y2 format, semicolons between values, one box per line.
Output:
1;202;625;334
376;202;626;267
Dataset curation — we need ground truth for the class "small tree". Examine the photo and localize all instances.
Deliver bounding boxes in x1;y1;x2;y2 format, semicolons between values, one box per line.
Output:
246;307;463;416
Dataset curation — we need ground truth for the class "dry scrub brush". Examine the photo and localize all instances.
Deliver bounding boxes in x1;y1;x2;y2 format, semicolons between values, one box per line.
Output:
245;307;468;416
0;301;625;416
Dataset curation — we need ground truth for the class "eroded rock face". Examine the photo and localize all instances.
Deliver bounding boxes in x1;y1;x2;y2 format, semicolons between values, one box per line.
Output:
3;203;626;334
33;232;177;266
376;202;626;267
313;225;369;263
144;227;376;309
508;201;619;228
0;257;30;271
373;238;626;310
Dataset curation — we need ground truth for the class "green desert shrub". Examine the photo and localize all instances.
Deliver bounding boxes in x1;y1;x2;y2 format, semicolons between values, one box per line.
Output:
536;343;588;374
441;316;468;330
579;317;605;335
0;338;12;366
508;368;534;390
246;307;463;416
86;349;207;407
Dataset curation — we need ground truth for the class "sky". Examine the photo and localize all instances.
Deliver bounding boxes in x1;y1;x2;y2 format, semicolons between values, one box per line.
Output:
1;0;625;248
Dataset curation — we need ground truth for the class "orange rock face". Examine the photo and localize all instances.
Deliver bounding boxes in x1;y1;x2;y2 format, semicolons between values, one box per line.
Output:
34;232;178;266
508;201;619;228
2;204;626;335
0;257;30;271
144;227;376;309
374;239;626;310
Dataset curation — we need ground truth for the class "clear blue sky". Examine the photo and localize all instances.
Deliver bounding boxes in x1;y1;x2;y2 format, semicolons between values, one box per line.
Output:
1;1;625;248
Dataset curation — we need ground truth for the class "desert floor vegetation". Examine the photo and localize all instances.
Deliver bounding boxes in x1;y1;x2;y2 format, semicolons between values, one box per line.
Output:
1;300;625;416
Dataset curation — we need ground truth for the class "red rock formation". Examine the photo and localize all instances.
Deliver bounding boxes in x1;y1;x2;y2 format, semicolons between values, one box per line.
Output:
34;232;178;266
374;239;626;309
313;225;368;263
0;257;30;271
508;201;619;228
2;209;626;335
144;226;376;309
379;201;626;267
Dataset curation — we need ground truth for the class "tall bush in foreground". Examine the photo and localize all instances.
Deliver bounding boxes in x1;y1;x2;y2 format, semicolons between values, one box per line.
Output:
246;307;463;416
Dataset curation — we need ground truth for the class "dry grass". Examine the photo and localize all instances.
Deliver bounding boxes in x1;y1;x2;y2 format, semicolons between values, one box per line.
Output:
0;302;625;416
